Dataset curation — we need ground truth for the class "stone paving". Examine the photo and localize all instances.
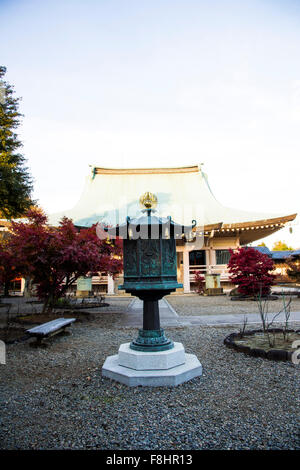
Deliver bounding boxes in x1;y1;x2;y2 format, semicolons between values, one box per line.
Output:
112;296;300;328
120;298;183;328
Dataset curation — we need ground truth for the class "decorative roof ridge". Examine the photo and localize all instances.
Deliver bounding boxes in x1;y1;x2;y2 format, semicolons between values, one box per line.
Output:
92;165;201;176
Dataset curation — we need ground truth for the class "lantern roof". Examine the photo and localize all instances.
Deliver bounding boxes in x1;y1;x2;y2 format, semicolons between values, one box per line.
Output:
105;211;196;239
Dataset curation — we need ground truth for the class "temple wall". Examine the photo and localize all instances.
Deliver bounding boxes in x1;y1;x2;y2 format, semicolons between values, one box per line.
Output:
209;237;239;249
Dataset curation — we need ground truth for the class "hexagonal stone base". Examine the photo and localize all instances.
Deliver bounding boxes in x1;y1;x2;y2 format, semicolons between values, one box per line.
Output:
118;342;185;370
102;350;202;387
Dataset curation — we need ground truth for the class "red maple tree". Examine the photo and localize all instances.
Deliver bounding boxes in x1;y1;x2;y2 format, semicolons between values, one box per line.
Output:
9;209;123;311
228;247;275;297
194;271;205;294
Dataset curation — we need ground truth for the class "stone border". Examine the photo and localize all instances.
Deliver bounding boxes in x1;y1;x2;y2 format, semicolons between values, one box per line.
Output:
224;328;300;361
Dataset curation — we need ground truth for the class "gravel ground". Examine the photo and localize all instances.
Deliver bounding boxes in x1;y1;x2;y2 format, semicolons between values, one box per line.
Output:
0;297;133;327
0;306;299;450
166;294;300;316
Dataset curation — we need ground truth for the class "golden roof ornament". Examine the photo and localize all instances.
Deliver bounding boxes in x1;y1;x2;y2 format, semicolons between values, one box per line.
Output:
139;192;158;211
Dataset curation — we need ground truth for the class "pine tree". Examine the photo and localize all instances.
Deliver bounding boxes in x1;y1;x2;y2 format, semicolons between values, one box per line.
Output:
0;66;34;218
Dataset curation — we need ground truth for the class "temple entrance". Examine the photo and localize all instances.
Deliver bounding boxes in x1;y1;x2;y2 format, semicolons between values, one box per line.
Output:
189;250;206;266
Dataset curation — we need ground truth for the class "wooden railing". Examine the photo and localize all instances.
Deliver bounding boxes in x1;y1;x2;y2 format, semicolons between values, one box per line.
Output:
189;265;230;282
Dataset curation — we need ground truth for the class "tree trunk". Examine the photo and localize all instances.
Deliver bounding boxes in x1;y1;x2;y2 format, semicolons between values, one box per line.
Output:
4;281;9;297
23;277;33;298
42;298;47;314
43;294;56;314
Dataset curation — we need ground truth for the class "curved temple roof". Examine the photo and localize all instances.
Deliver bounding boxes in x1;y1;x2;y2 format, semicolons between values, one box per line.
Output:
48;164;296;243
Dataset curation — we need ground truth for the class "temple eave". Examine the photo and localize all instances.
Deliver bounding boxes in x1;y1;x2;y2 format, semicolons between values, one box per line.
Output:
199;213;297;234
221;213;297;230
238;226;284;245
191;213;297;244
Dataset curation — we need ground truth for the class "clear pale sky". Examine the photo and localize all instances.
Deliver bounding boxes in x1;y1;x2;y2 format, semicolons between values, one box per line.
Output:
1;0;299;248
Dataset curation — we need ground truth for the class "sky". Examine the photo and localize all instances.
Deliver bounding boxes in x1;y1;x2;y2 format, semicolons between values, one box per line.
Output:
1;0;300;248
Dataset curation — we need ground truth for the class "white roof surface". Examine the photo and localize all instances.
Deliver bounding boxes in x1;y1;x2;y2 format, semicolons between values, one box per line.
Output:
48;165;293;228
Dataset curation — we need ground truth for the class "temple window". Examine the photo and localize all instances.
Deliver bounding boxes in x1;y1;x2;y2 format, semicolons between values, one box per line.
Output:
216;249;231;265
189;250;206;266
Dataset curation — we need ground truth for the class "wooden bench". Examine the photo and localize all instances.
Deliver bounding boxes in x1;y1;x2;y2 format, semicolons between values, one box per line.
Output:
27;318;76;346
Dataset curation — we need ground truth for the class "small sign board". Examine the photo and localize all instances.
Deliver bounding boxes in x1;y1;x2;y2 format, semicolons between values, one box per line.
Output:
205;273;221;289
76;277;92;291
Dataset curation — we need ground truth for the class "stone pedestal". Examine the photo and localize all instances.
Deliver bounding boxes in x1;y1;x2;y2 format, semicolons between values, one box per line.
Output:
102;342;202;387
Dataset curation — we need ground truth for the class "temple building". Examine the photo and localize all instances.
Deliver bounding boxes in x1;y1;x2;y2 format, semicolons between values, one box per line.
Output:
253;246;300;281
49;164;297;294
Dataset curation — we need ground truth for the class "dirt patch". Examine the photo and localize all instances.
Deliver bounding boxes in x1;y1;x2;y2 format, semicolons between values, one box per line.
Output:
235;331;299;351
0;327;27;343
52;302;109;309
13;311;93;325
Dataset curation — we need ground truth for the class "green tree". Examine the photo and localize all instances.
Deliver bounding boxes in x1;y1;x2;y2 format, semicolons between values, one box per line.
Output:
0;66;34;219
272;241;294;251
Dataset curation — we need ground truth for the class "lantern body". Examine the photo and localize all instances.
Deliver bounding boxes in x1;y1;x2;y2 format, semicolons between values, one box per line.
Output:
122;237;181;293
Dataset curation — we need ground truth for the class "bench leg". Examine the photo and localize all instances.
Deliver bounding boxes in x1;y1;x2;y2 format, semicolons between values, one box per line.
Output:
29;336;47;348
58;328;71;337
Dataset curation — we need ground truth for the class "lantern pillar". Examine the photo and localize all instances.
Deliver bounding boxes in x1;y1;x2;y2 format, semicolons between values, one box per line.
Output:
143;299;160;330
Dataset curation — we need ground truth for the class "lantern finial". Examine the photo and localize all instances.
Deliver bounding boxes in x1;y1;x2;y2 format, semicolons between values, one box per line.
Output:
139;192;158;211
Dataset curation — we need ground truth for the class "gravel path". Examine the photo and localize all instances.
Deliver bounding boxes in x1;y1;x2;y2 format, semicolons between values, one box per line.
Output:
166;294;300;316
1;307;299;450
